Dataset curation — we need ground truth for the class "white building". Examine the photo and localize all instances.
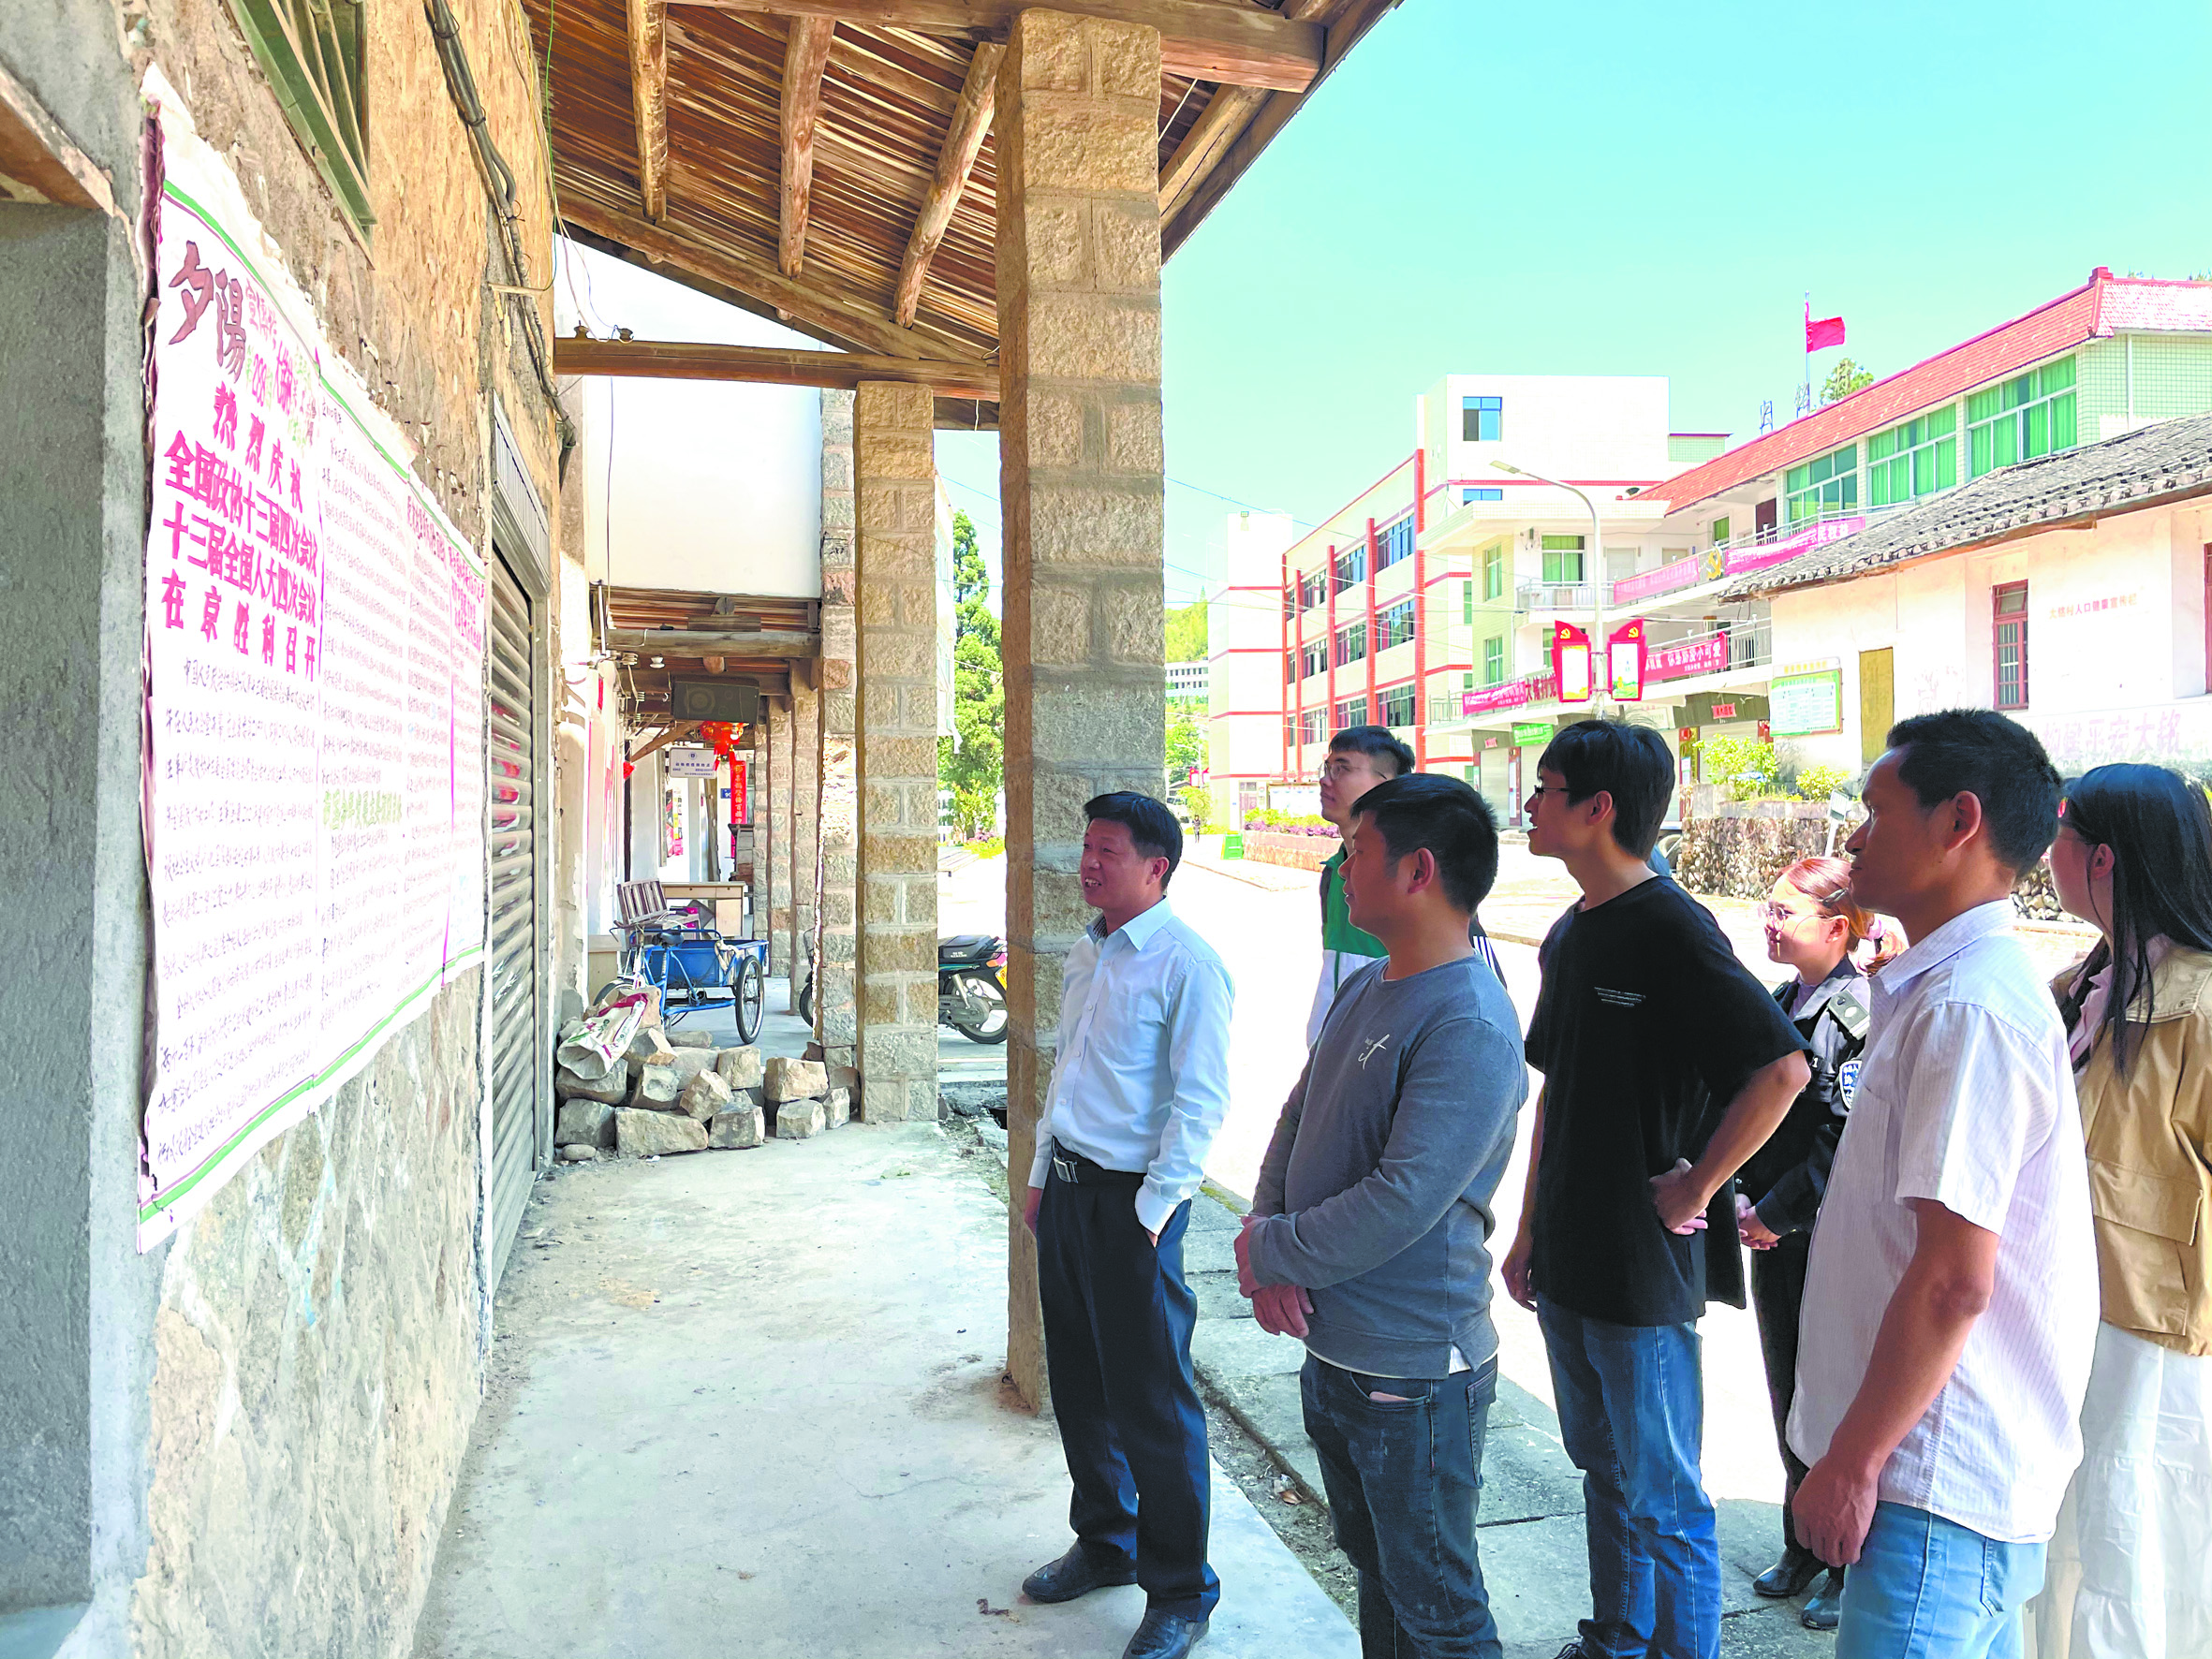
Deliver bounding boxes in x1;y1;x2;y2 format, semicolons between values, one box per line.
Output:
1730;411;2212;779
1167;659;1209;702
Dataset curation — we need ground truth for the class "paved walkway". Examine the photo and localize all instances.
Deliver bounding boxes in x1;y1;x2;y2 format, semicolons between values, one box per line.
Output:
413;1117;1356;1659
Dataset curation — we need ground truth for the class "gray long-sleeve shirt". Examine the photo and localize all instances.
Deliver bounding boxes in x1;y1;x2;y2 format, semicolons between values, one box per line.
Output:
1247;952;1526;1377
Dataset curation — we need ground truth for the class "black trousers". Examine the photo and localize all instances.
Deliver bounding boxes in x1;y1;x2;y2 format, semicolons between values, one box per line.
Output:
1035;1166;1218;1620
1749;1231;1813;1556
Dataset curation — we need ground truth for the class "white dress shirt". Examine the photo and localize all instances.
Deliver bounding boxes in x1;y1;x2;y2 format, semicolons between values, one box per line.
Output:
1791;900;2098;1544
1025;897;1235;1237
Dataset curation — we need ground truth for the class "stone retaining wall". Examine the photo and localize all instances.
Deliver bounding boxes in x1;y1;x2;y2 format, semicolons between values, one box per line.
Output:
1240;832;1335;873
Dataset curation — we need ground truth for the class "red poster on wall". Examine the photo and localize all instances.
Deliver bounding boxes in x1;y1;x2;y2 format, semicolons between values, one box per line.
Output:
730;756;749;828
1553;622;1592;704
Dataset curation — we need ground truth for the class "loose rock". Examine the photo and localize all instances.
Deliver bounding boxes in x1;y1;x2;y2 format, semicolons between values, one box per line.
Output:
679;1068;732;1123
774;1098;826;1140
554;1099;615;1148
628;1064;681;1111
715;1046;765;1090
666;1027;716;1050
625;1025;671;1064
709;1106;765;1150
668;1049;715;1086
614;1108;708;1157
822;1086;850;1130
555;1059;629;1106
764;1056;829;1103
977;1120;1009;1156
557;1143;600;1164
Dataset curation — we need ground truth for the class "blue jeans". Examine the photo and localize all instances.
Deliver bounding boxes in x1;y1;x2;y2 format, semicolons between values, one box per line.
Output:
1536;1296;1718;1659
1838;1503;2044;1659
1301;1353;1503;1659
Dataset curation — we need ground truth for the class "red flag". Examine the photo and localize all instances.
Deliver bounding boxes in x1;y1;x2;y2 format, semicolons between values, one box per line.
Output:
1806;305;1846;353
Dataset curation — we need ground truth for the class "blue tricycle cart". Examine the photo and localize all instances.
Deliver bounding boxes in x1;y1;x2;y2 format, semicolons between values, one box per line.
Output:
602;879;768;1043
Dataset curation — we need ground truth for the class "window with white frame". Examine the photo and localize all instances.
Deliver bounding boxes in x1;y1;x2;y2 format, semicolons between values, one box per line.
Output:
1461;396;1502;442
1379;684;1416;727
1969;358;2076;478
1379;598;1415;650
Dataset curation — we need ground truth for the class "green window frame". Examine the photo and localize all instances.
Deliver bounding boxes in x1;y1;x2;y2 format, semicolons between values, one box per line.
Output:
1462;581;1473;625
1968;357;2078;478
1483;634;1505;684
1868;406;1958;507
228;0;375;234
1482;542;1505;601
1710;515;1730;548
1784;446;1858;524
1541;535;1585;584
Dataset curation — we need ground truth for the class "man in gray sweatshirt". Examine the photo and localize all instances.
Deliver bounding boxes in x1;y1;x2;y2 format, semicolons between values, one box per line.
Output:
1236;772;1526;1659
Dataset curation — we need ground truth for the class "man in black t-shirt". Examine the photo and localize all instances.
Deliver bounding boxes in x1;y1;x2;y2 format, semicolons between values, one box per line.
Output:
1501;720;1808;1659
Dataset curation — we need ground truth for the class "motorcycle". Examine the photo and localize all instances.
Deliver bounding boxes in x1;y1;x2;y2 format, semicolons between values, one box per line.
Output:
794;932;1010;1045
936;934;1010;1044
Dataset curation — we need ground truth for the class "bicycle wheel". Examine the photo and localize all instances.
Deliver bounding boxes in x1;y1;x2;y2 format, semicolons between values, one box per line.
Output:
734;956;765;1044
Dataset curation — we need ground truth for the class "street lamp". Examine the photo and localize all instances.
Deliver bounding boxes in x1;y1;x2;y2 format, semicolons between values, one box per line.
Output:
1493;459;1608;713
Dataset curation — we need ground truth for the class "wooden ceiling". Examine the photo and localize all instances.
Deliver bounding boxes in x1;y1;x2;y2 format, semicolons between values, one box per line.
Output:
529;0;1397;391
596;584;819;716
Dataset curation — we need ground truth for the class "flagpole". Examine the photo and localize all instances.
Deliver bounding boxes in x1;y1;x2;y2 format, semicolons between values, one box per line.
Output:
1804;291;1811;411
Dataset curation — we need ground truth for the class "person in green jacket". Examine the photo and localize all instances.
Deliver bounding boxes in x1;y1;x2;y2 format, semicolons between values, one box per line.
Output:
1307;727;1413;1046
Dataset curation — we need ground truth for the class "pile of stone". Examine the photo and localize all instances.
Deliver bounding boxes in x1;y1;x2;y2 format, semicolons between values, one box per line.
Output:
552;1021;850;1163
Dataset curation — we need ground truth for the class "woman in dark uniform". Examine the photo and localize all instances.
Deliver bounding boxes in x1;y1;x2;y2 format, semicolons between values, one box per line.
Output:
1735;854;1899;1631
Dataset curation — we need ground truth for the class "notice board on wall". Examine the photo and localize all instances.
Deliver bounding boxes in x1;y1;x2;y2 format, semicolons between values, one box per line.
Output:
137;81;487;1249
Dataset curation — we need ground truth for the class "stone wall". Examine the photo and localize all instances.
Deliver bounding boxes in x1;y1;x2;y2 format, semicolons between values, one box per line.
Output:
0;0;562;1648
132;981;483;1658
816;391;859;1066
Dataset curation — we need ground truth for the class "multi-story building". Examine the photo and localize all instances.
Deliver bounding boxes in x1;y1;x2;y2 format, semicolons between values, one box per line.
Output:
1167;659;1210;704
1206;374;1733;828
1432;269;2212;825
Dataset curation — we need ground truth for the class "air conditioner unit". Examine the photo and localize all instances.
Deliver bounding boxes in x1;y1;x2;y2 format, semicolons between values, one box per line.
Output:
670;677;759;725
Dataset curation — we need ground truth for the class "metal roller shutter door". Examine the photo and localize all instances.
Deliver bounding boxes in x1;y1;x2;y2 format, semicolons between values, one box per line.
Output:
484;554;540;1291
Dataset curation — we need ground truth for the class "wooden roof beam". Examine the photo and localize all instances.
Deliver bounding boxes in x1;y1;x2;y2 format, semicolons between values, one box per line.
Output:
604;628;820;654
1161;0;1395;258
555;336;1000;400
671;0;1324;93
561;197;990;363
892;41;1002;329
779;17;837;277
626;0;671;221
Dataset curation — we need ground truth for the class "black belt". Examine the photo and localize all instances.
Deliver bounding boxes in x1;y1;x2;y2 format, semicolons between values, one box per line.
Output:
1050;1140;1145;1186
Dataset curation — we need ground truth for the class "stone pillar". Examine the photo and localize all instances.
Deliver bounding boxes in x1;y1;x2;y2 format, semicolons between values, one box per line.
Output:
995;8;1166;1409
850;381;940;1123
816;389;859;1071
765;697;792;977
789;671;821;1016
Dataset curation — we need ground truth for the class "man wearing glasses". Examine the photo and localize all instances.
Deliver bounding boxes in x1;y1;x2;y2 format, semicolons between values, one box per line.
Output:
1309;727;1418;1044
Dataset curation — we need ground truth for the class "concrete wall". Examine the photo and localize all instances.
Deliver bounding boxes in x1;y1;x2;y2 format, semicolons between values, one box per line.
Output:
1;0;564;1646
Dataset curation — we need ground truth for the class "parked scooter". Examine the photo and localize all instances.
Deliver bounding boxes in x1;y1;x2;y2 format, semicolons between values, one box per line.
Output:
936;934;1010;1044
794;932;1010;1045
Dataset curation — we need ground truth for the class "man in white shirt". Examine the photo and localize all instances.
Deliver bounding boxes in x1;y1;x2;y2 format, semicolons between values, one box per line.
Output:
1020;792;1234;1659
1792;709;2097;1659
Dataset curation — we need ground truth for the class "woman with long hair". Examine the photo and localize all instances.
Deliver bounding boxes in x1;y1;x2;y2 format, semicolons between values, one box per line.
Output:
1736;855;1901;1631
2028;764;2212;1659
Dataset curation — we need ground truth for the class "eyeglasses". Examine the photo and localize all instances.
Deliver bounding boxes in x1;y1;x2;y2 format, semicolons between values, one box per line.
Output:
1525;785;1572;803
1760;903;1819;926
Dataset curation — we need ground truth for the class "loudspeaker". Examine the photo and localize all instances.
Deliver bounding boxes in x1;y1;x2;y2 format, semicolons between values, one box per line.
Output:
670;678;759;725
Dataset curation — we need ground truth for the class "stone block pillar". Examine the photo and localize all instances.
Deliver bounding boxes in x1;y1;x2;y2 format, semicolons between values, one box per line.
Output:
816;390;859;1068
995;8;1167;1409
788;673;820;1012
765;697;792;978
851;380;941;1123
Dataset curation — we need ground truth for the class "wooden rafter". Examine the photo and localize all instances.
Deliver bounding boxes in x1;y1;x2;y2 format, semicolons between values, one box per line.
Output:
562;196;989;363
778;17;837;277
670;0;1324;93
1157;83;1260;218
555;335;1000;399
1162;0;1394;258
892;41;1000;328
625;0;670;219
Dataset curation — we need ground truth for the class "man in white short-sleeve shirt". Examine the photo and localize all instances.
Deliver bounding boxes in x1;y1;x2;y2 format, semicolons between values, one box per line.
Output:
1791;711;2096;1659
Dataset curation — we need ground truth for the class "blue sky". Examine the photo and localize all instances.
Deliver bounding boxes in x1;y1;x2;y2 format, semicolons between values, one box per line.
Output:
936;0;2211;607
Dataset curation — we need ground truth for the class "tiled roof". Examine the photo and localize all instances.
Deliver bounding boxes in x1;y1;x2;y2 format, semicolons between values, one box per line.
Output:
1722;411;2212;599
1644;272;2212;513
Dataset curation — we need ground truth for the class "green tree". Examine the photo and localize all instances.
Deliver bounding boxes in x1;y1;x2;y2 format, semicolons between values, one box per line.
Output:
1820;358;1876;405
936;511;1003;838
1164;601;1208;666
1165;706;1206;785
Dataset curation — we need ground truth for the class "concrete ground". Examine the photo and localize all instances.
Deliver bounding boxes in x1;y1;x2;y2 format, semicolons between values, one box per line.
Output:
413;1108;1357;1659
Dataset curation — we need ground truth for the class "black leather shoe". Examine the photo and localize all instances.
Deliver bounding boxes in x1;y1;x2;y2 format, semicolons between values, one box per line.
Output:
1121;1608;1208;1659
1754;1548;1827;1599
1802;1569;1844;1630
1021;1545;1137;1604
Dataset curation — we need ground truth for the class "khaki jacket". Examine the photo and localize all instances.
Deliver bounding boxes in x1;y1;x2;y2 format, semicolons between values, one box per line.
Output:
2055;945;2212;1355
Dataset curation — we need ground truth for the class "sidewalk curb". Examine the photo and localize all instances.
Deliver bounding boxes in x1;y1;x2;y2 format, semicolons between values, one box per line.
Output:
1184;857;1311;894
